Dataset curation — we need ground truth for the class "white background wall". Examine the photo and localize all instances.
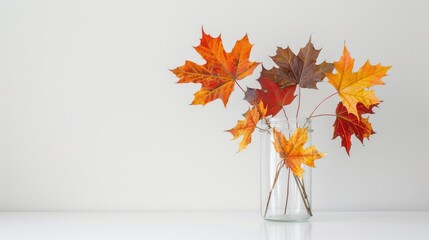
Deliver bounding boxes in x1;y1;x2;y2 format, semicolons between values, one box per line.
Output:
0;0;428;211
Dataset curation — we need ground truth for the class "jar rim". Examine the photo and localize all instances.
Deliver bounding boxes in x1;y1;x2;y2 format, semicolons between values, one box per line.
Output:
259;117;313;132
267;117;312;124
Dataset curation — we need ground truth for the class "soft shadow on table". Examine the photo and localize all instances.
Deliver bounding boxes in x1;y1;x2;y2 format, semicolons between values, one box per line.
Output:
261;221;311;240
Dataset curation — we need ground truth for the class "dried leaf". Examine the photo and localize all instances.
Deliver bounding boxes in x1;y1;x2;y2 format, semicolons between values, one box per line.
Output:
245;67;296;117
326;46;391;118
269;38;334;89
273;128;324;177
333;102;377;155
171;29;259;106
227;102;267;152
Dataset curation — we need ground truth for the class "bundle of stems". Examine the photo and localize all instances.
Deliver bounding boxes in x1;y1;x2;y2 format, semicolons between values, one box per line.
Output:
234;80;337;218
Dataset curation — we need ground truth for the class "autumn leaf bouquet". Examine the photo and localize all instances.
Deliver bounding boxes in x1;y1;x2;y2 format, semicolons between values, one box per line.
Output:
171;29;391;221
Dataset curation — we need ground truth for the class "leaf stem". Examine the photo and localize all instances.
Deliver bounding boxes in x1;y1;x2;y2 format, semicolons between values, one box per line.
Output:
264;160;284;218
310;113;336;118
255;126;271;134
281;107;291;133
283;168;291;215
308;92;337;118
296;87;302;128
294;175;313;216
299;176;311;210
234;79;247;93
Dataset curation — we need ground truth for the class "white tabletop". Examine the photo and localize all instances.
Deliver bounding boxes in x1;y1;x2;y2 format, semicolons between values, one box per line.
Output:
0;211;427;240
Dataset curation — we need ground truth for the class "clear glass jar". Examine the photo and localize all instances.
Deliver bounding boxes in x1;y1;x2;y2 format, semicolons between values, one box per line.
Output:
260;118;313;221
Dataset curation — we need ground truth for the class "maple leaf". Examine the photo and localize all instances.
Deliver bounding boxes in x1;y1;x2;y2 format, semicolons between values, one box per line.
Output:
268;38;334;89
227;102;267;152
273;128;324;177
333;102;377;155
171;29;260;106
326;46;391;118
244;67;296;117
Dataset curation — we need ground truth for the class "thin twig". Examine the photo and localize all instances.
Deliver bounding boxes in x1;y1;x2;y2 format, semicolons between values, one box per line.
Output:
297;176;311;209
294;175;313;216
308;92;337;118
264;160;284;218
296;87;301;128
255;126;271;134
281;107;291;131
310;113;336;118
283;168;291;215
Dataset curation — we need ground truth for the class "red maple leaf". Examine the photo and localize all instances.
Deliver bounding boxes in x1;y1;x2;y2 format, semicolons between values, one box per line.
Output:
245;67;296;117
333;102;378;155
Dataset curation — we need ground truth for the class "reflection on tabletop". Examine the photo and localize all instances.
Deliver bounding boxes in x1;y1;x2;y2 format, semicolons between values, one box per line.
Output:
262;221;311;240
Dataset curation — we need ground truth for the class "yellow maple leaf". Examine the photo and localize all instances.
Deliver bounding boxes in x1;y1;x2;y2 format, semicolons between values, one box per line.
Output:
227;102;267;152
326;46;391;117
273;128;324;177
171;29;259;106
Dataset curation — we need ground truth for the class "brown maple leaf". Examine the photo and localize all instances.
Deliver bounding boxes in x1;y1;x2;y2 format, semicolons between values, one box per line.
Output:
227;102;267;152
273;128;324;177
333;102;377;155
268;38;334;89
171;29;260;106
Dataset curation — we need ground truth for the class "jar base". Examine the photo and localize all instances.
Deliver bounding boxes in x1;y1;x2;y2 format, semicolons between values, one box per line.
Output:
263;214;311;222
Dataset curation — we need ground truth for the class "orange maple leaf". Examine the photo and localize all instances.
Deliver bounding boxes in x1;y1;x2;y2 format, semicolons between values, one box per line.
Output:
227;102;267;152
273;128;324;177
326;46;391;118
171;29;260;106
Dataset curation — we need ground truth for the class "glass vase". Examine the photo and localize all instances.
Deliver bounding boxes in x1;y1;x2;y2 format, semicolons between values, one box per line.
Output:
260;118;313;221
